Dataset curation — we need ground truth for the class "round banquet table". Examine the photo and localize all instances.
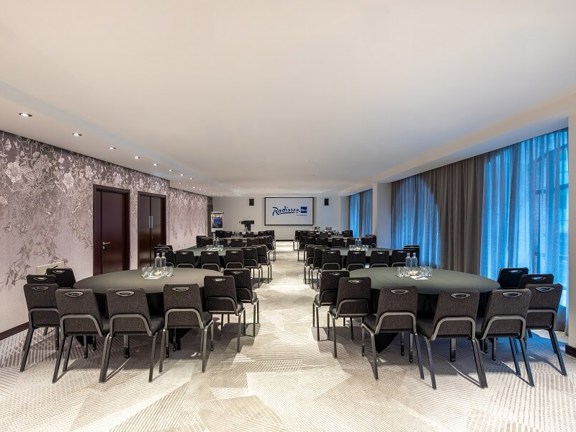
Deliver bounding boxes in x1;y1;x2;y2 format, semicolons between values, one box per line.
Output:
350;267;500;352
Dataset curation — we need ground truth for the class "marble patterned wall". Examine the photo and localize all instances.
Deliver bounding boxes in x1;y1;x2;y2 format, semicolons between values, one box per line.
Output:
0;130;208;332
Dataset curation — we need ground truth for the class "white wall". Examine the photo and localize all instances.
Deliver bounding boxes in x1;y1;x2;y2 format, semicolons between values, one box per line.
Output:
212;195;341;240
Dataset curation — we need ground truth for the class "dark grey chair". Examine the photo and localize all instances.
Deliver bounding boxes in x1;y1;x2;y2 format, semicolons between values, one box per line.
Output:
496;267;528;289
20;283;60;371
229;238;244;247
369;250;389;267
346;250;366;272
361;286;424;380
389;250;408;267
256;245;272;283
317;249;342;290
53;289;109;382
46;267;77;287
159;284;213;373
224;269;259;337
175;250;195;268
303;244;316;284
331;237;346;248
476;289;533;387
242;247;262;286
200;250;221;271
525;283;566;376
417;291;484;390
518;273;554;289
309;246;328;289
100;288;164;383
327;277;372;358
312;270;349;341
204;276;245;352
224;249;244;269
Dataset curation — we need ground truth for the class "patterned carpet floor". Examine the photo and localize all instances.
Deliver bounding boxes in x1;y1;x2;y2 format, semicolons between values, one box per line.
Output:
0;242;575;432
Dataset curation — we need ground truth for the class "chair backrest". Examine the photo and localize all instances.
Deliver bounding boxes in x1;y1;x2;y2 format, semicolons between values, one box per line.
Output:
176;250;195;267
346;250;366;266
369;250;390;267
331;237;346;248
203;275;238;313
196;236;213;247
374;286;418;332
23;283;60;326
225;249;244;268
341;229;353;238
55;288;103;334
389;250;408;266
46;267;76;287
479;289;531;339
230;238;244;247
200;250;221;269
242;247;258;266
163;283;206;327
106;288;152;334
321;249;341;270
256;245;269;264
304;244;316;263
316;237;329;246
361;235;377;247
318;270;349;304
26;274;57;284
333;277;372;316
224;268;254;302
525;283;563;329
246;238;259;246
431;291;480;338
496;267;529;288
518;273;554;289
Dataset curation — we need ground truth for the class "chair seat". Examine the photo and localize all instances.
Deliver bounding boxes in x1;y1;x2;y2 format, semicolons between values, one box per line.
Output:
149;316;165;334
65;317;110;335
314;293;336;307
329;303;369;317
239;292;258;303
364;313;414;333
416;317;434;338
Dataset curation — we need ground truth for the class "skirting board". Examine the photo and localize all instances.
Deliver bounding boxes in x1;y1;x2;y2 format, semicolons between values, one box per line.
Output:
0;322;27;341
566;344;576;358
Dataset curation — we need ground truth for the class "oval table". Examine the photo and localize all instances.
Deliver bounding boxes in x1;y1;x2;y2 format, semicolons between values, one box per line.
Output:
350;267;500;353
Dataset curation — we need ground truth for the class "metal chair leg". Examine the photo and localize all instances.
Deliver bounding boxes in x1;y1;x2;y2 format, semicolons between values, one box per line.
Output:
20;327;35;372
99;334;113;383
518;338;534;386
149;333;157;382
63;335;74;371
52;334;67;383
159;328;167;373
413;333;424;379
509;337;521;376
424;338;436;389
332;316;338;358
549;330;567;375
471;339;487;388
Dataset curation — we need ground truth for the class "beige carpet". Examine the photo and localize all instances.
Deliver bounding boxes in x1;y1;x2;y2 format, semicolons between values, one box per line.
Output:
1;241;575;432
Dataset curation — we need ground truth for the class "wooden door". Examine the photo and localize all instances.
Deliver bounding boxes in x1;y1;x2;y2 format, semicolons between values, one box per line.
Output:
137;193;166;267
94;186;130;275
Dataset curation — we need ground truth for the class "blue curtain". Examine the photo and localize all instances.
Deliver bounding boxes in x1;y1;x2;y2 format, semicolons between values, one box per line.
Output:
349;193;361;238
480;128;569;305
361;189;373;236
391;175;441;267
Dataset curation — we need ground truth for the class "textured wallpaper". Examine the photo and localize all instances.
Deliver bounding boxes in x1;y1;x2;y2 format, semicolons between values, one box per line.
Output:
0;131;208;332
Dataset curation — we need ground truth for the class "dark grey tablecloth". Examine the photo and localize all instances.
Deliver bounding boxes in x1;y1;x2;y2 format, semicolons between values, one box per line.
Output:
351;267;499;295
74;268;221;294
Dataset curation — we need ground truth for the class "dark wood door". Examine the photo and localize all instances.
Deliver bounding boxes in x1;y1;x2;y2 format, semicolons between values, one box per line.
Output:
137;193;166;267
94;187;130;275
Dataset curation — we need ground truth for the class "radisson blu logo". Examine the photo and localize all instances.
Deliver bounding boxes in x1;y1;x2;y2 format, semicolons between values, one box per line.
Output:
271;205;308;216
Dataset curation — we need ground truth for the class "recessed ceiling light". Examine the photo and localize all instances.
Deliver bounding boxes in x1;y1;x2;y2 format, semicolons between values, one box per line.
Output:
19;112;32;117
168;169;173;172
180;173;184;177
109;146;116;150
134;156;140;159
189;177;193;180
153;163;158;167
72;132;82;137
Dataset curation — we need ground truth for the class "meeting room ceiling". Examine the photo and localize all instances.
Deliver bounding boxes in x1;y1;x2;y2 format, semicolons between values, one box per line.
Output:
1;1;576;197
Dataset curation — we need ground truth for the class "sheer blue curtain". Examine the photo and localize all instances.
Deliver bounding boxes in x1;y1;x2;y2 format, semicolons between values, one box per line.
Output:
349;193;361;238
480;129;569;305
391;175;441;267
361;189;373;236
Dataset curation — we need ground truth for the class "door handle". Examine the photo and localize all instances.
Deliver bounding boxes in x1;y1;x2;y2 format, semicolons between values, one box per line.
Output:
102;241;111;250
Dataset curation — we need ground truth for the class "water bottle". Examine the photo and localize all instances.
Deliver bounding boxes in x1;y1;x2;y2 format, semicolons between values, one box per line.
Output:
154;252;161;269
411;253;418;268
405;253;412;268
160;252;167;268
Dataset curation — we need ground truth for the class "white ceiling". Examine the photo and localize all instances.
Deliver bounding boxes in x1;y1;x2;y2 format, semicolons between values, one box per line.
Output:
1;1;576;197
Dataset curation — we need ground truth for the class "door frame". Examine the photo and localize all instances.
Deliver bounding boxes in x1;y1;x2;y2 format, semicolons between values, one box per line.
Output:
93;185;130;274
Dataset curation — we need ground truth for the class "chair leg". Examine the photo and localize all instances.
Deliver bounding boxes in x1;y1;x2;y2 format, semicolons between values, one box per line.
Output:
99;334;113;383
326;311;331;339
413;333;424;379
350;318;354;340
159;328;167;373
332;315;338;358
408;333;414;363
83;336;89;359
471;339;487;388
508;337;521;376
252;302;257;337
210;323;214;351
149;333;157;382
400;331;405;356
236;314;242;352
517;338;534;386
450;338;456;362
371;332;379;379
424;338;436;389
361;326;366;357
549;329;567;375
54;328;59;351
201;327;208;372
63;334;74;371
52;334;67;383
19;327;35;372
491;337;497;361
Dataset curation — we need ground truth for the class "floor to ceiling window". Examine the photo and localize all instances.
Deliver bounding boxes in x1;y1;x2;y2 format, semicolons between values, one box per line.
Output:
349;189;373;237
480;128;569;306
